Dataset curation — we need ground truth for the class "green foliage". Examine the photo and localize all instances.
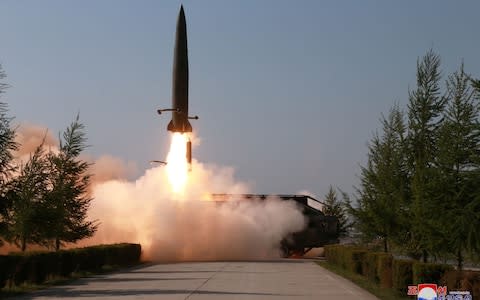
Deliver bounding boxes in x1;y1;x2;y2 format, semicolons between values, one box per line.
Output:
362;251;378;280
433;64;480;268
406;50;446;260
0;105;97;251
442;270;480;299
378;254;394;288
392;259;414;296
43;115;98;250
0;65;18;248
3;143;50;251
322;186;350;237
0;64;9;96
324;244;343;265
362;252;392;283
0;254;18;288
471;78;480;93
412;262;453;285
346;104;409;252
345;248;367;274
346;50;480;266
0;64;96;251
323;245;479;298
0;243;141;288
324;244;367;274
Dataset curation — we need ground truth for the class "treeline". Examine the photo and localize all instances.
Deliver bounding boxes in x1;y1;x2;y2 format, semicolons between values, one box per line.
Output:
0;64;97;252
339;50;480;270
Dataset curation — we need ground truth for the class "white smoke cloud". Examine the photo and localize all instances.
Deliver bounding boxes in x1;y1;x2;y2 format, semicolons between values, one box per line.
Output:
86;160;307;261
87;154;138;185
14;123;58;165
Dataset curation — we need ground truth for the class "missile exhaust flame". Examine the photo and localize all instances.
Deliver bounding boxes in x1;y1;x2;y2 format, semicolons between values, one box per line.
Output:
166;133;189;194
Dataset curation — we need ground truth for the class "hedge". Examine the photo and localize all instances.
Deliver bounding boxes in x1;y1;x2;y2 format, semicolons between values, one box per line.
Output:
324;244;343;266
324;245;478;296
412;262;453;286
0;243;141;288
362;252;393;284
392;259;414;296
378;254;393;288
344;248;367;274
442;270;480;299
324;244;367;274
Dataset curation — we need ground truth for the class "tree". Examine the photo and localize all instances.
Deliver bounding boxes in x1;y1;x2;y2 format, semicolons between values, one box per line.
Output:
471;78;480;93
44;115;97;250
406;50;446;261
4;143;49;251
346;104;409;252
322;185;350;237
0;65;18;247
434;64;480;269
0;64;9;97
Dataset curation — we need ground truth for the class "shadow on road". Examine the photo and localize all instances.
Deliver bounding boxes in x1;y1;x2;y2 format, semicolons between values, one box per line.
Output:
16;288;298;299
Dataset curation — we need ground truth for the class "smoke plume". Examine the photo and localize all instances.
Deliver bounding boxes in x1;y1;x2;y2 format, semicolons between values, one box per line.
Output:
87;160;307;261
14;123;137;184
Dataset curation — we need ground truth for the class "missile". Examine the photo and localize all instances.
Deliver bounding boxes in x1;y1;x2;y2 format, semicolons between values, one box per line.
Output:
158;5;198;133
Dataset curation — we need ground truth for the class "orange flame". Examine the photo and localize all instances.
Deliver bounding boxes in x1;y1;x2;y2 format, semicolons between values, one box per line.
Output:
166;133;189;194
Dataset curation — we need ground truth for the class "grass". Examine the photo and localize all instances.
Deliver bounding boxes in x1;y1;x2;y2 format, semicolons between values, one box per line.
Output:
316;261;411;300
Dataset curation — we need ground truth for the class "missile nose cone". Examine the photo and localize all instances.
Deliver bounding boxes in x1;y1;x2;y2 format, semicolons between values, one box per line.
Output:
179;5;185;18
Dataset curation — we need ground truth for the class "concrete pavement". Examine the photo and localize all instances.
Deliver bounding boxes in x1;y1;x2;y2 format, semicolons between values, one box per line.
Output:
13;260;378;299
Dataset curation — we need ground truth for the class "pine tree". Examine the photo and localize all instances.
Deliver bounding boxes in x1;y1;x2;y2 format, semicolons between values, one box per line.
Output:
406;50;445;261
44;115;97;250
0;64;9;97
435;64;480;269
4;144;49;251
471;78;480;93
346;105;409;252
0;65;18;248
322;185;350;237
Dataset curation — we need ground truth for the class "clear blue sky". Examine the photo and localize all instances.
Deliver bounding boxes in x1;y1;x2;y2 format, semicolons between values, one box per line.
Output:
0;1;479;198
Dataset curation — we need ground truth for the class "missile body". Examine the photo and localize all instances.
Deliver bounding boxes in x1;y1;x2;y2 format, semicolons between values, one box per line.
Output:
157;6;197;168
158;5;197;133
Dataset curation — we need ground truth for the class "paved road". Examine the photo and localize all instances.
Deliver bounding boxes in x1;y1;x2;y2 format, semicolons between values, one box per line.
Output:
14;260;378;300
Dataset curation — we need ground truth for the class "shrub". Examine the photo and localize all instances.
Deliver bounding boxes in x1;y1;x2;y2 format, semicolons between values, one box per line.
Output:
324;244;342;265
442;270;480;299
344;248;367;274
362;252;393;283
324;244;368;274
412;262;453;285
362;252;378;280
57;249;76;277
0;255;15;288
378;254;393;288
0;243;141;287
392;259;414;296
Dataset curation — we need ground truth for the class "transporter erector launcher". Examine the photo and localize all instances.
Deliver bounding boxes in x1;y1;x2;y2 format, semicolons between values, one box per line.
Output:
158;6;198;166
